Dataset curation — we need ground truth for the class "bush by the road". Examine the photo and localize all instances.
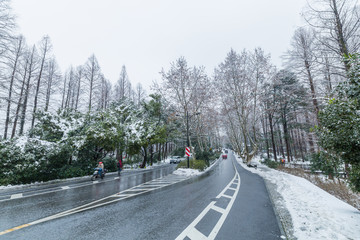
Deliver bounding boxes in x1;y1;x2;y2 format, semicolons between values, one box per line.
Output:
263;158;280;169
176;159;207;171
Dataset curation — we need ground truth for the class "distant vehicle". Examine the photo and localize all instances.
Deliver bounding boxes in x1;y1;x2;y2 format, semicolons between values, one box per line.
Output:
170;156;182;164
225;150;228;153
222;154;227;160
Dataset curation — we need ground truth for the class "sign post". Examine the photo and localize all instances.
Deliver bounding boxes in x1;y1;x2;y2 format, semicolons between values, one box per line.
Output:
185;147;190;157
185;147;190;168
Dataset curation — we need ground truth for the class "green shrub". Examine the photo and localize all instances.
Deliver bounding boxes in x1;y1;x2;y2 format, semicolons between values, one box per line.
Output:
172;147;185;157
177;159;207;171
263;159;279;169
102;156;117;172
309;151;342;178
192;159;207;171
58;165;88;179
348;164;360;192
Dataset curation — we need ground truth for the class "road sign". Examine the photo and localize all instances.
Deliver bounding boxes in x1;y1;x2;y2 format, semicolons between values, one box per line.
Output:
185;147;191;157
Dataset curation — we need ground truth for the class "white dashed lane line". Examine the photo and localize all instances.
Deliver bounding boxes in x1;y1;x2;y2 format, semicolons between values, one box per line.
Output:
10;193;23;199
176;162;241;240
0;174;190;236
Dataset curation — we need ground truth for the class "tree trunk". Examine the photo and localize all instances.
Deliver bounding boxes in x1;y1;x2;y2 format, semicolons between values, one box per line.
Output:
331;0;351;72
261;117;270;159
305;111;315;153
276;123;285;159
31;38;49;129
150;144;154;166
11;61;27;139
282;110;291;162
44;60;55;112
140;146;148;168
20;46;36;135
268;112;277;161
304;59;320;124
4;48;21;139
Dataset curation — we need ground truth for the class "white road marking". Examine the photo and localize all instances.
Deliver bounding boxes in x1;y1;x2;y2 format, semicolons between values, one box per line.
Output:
187;228;207;240
176;162;241;240
61;186;70;190
211;205;226;214
92;181;99;184
0;173;190;236
10;193;23;199
0;169;174;203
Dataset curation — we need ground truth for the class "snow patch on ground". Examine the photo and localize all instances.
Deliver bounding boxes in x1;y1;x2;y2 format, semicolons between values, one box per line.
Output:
236;154;360;240
173;158;219;177
173;168;201;177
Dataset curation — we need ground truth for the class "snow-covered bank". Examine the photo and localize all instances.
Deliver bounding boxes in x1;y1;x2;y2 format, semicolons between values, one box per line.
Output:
173;158;219;177
236;155;360;240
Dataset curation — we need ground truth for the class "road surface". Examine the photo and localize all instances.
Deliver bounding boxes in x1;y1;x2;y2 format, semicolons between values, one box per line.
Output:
0;152;283;239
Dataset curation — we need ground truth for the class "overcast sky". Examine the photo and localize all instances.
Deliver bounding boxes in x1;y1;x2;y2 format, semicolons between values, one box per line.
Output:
11;0;308;92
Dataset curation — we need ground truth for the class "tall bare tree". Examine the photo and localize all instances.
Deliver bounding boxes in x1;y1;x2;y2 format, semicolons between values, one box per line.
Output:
159;57;210;154
44;57;61;112
114;65;131;101
3;35;24;139
31;35;52;129
0;0;15;58
74;66;83;111
304;0;360;72
11;44;29;138
214;49;269;163
285;27;321;124
135;83;146;106
98;74;111;110
84;54;101;112
19;45;37;135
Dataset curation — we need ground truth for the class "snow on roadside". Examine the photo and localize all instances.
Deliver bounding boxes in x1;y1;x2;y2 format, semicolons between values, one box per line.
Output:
173;168;201;177
236;155;360;240
173;158;219;177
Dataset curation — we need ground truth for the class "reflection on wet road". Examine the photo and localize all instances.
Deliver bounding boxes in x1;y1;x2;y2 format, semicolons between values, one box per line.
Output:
0;164;177;234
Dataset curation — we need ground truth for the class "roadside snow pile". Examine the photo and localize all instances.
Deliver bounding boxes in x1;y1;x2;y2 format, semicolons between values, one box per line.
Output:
173;168;201;177
236;155;360;240
173;158;219;177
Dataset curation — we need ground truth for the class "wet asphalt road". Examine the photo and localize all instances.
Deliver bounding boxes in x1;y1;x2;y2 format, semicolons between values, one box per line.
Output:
1;152;282;240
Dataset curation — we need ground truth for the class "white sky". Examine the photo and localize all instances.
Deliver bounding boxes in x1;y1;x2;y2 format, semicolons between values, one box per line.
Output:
11;0;308;92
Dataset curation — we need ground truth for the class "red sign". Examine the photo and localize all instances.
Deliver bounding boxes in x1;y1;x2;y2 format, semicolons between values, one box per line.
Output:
185;147;191;157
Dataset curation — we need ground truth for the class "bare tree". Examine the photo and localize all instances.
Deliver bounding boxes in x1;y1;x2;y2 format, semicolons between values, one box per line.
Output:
135;83;146;105
285;27;321;124
304;0;360;72
64;67;75;109
214;49;263;163
98;74;111;110
31;35;52;129
11;43;29;138
0;0;15;58
84;54;101;112
19;45;37;135
3;35;24;139
44;57;61;112
114;65;131;101
74;66;83;111
159;57;211;154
